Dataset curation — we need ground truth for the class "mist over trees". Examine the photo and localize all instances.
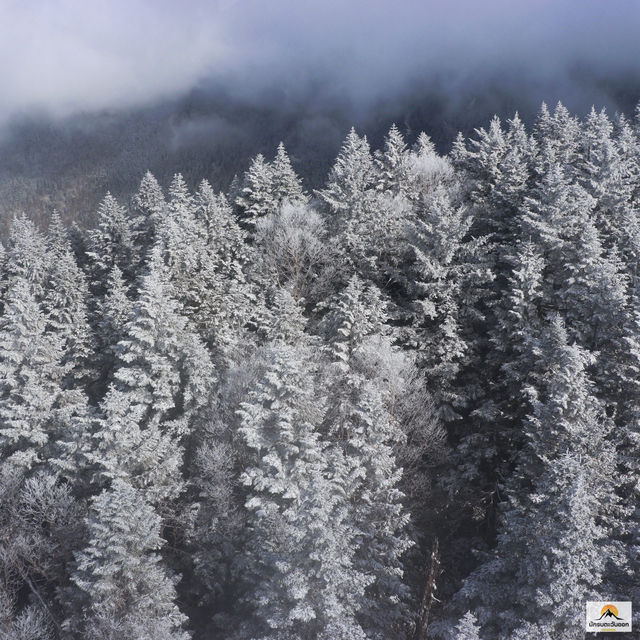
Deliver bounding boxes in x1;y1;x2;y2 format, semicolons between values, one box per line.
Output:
1;101;639;639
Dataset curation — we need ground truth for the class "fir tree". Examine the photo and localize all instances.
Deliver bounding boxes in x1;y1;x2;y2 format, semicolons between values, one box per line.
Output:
44;217;94;386
94;265;133;382
375;124;409;194
131;171;166;256
454;611;482;640
69;479;189;640
0;278;64;471
87;193;137;287
317;127;376;225
181;181;255;363
405;186;490;420
235;153;276;230
236;342;369;640
320;276;414;639
4;214;50;301
456;317;615;640
271;142;308;206
90;247;214;505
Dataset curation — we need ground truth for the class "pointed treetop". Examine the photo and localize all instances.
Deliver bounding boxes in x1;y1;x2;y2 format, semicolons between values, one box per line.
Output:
266;288;308;344
133;171;165;215
47;210;72;257
168;173;194;212
415;131;436;156
271;141;308;205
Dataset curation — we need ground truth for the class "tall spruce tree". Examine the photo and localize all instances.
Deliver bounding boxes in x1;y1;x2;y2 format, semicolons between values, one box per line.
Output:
235;153;276;231
320;276;414;640
271;142;308;206
455;317;615;640
89;247;214;506
69;479;189;640
0;277;64;471
404;185;490;420
236;341;369;640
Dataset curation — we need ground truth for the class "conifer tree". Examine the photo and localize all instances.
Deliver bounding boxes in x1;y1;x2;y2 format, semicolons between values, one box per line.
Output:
532;101;581;174
451;242;544;517
454;611;482;640
69;479;189;640
521;164;631;398
319;275;385;357
271;142;308;206
405;186;490;419
94;265;133;382
320;276;414;639
319;129;416;283
235;153;276;230
90;247;214;505
158;174;200;289
236;342;369;640
375;124;409;194
3;214;50;301
131;171;166;256
455;317;615;640
44;216;94;386
180;180;255;363
87;193;137;287
317;127;376;226
0;278;64;471
345;380;413;640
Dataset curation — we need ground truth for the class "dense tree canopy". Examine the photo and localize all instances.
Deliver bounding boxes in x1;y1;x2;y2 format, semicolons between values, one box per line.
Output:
1;104;639;639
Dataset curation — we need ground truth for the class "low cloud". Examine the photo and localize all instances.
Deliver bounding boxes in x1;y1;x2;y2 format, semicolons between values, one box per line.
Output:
1;0;639;125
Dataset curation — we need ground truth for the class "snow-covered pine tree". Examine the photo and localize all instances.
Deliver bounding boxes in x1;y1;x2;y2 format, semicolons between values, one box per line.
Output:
94;264;133;383
579;109;624;236
158;174;201;292
492;241;544;413
532;101;582;176
271;141;308;206
236;340;369;640
455;114;532;269
319;276;414;640
3;214;50;302
235;153;276;231
44;214;94;387
521;163;632;403
453;611;482;640
450;242;544;530
317;127;376;221
86;193;137;289
89;246;214;506
344;380;413;640
375;124;410;194
316;128;383;281
179;180;255;364
69;479;189;640
131;170;166;258
454;316;615;640
318;274;387;369
0;277;64;471
404;185;490;420
320;130;415;285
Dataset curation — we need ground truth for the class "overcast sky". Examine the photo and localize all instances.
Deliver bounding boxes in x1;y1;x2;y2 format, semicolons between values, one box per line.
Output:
1;0;639;123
